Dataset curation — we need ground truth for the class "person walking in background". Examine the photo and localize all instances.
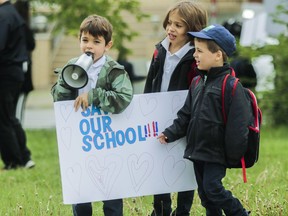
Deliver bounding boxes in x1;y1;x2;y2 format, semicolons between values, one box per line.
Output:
223;20;257;91
51;14;133;216
14;0;36;123
158;24;251;216
117;48;146;82
0;0;35;170
144;1;208;215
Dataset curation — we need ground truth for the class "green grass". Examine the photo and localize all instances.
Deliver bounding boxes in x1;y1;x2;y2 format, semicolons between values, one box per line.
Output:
0;126;287;215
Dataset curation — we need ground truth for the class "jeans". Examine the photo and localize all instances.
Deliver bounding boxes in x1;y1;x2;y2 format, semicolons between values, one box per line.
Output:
193;161;248;216
151;190;194;216
72;199;123;216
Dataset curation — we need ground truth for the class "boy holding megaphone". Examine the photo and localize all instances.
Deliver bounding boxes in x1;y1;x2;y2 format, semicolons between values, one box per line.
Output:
51;14;133;215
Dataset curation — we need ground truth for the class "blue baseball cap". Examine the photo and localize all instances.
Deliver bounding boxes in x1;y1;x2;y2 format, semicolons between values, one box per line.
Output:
187;24;236;57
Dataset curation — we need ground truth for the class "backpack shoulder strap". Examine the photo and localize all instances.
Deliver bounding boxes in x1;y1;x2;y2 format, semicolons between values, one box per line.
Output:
153;49;159;60
222;73;239;123
190;75;201;89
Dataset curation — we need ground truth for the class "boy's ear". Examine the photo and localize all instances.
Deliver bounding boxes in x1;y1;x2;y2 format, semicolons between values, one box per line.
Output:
216;50;223;61
105;41;113;51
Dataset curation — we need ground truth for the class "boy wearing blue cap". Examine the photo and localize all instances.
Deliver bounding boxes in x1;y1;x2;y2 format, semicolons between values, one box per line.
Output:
157;24;251;215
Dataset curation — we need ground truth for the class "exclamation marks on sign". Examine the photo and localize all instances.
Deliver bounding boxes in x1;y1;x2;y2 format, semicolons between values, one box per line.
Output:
144;121;158;137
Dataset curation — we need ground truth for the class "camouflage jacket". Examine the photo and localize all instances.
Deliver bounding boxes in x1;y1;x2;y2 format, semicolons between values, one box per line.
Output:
51;55;133;114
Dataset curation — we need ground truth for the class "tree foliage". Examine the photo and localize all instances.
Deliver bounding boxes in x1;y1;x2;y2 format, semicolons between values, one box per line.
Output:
31;0;149;54
237;0;288;125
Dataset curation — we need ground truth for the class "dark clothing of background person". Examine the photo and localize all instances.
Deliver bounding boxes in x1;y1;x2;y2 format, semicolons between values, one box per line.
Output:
14;0;36;122
117;58;146;82
0;0;33;169
230;56;257;89
144;42;197;216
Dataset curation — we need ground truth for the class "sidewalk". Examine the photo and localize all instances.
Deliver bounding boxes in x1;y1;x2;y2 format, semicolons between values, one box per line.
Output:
23;88;55;129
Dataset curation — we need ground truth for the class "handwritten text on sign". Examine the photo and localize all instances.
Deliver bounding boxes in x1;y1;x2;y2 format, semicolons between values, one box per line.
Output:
53;90;197;204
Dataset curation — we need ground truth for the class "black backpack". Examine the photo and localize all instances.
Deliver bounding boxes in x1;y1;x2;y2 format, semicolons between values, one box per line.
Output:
222;69;262;183
192;69;262;183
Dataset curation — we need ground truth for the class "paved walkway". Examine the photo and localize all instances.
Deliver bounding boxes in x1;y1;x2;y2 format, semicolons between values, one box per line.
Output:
23;88;55;129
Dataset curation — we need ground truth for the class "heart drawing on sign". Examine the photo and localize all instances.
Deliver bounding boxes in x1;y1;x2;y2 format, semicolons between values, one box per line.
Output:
139;96;158;116
60;127;72;150
66;163;82;195
162;156;186;186
124;102;134;120
85;154;123;198
127;153;154;193
60;104;73;122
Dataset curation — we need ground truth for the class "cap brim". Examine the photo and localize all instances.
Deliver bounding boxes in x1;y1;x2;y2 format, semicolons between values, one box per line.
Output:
187;32;212;40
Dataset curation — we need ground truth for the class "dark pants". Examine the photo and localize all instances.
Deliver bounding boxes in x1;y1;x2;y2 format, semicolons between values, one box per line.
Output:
151;190;194;216
0;80;31;168
72;199;123;216
193;161;247;216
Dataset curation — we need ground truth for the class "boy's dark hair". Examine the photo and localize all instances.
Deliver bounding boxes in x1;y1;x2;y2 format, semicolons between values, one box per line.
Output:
162;1;207;42
79;14;113;45
195;38;228;62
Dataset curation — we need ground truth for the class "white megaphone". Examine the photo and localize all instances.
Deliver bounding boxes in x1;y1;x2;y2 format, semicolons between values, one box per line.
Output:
62;52;94;89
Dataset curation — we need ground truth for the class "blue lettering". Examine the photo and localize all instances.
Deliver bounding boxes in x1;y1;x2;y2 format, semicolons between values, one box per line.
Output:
105;132;116;149
81;107;90;117
116;130;125;146
82;135;92;152
102;116;112;132
137;125;146;141
90;117;102;134
79;119;90;135
93;134;104;150
125;128;136;144
91;105;102;116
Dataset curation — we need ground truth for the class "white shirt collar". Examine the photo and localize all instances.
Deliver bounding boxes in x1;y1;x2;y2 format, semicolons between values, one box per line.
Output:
161;37;193;59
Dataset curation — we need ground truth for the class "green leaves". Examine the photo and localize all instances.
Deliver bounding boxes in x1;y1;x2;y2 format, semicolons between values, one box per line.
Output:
31;0;149;53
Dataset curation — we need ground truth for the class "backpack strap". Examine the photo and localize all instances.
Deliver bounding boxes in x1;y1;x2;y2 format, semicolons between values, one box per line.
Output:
222;72;248;183
190;75;201;90
153;49;159;60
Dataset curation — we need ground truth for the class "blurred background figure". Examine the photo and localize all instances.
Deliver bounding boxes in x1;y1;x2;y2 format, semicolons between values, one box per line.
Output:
223;19;257;91
0;0;35;170
117;48;146;83
14;0;36;123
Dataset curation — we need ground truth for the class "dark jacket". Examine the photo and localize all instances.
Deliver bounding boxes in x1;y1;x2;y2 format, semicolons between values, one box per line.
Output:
144;42;197;93
0;1;27;82
163;65;250;167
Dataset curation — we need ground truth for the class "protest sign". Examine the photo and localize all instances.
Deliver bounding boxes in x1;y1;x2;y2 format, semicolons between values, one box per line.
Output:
54;90;197;204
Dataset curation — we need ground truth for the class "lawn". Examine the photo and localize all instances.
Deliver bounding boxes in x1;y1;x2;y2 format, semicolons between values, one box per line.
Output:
0;125;287;215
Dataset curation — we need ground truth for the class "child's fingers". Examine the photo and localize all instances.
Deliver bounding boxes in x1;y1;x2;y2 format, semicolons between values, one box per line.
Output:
74;97;82;112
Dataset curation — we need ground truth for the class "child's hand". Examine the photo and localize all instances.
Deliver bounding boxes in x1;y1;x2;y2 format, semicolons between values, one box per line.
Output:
74;93;89;112
157;133;168;144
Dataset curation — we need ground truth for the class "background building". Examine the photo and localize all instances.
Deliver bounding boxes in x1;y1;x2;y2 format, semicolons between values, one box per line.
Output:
31;0;284;93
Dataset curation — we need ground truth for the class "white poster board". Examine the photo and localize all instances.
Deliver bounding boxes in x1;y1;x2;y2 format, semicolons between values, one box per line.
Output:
54;90;197;204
